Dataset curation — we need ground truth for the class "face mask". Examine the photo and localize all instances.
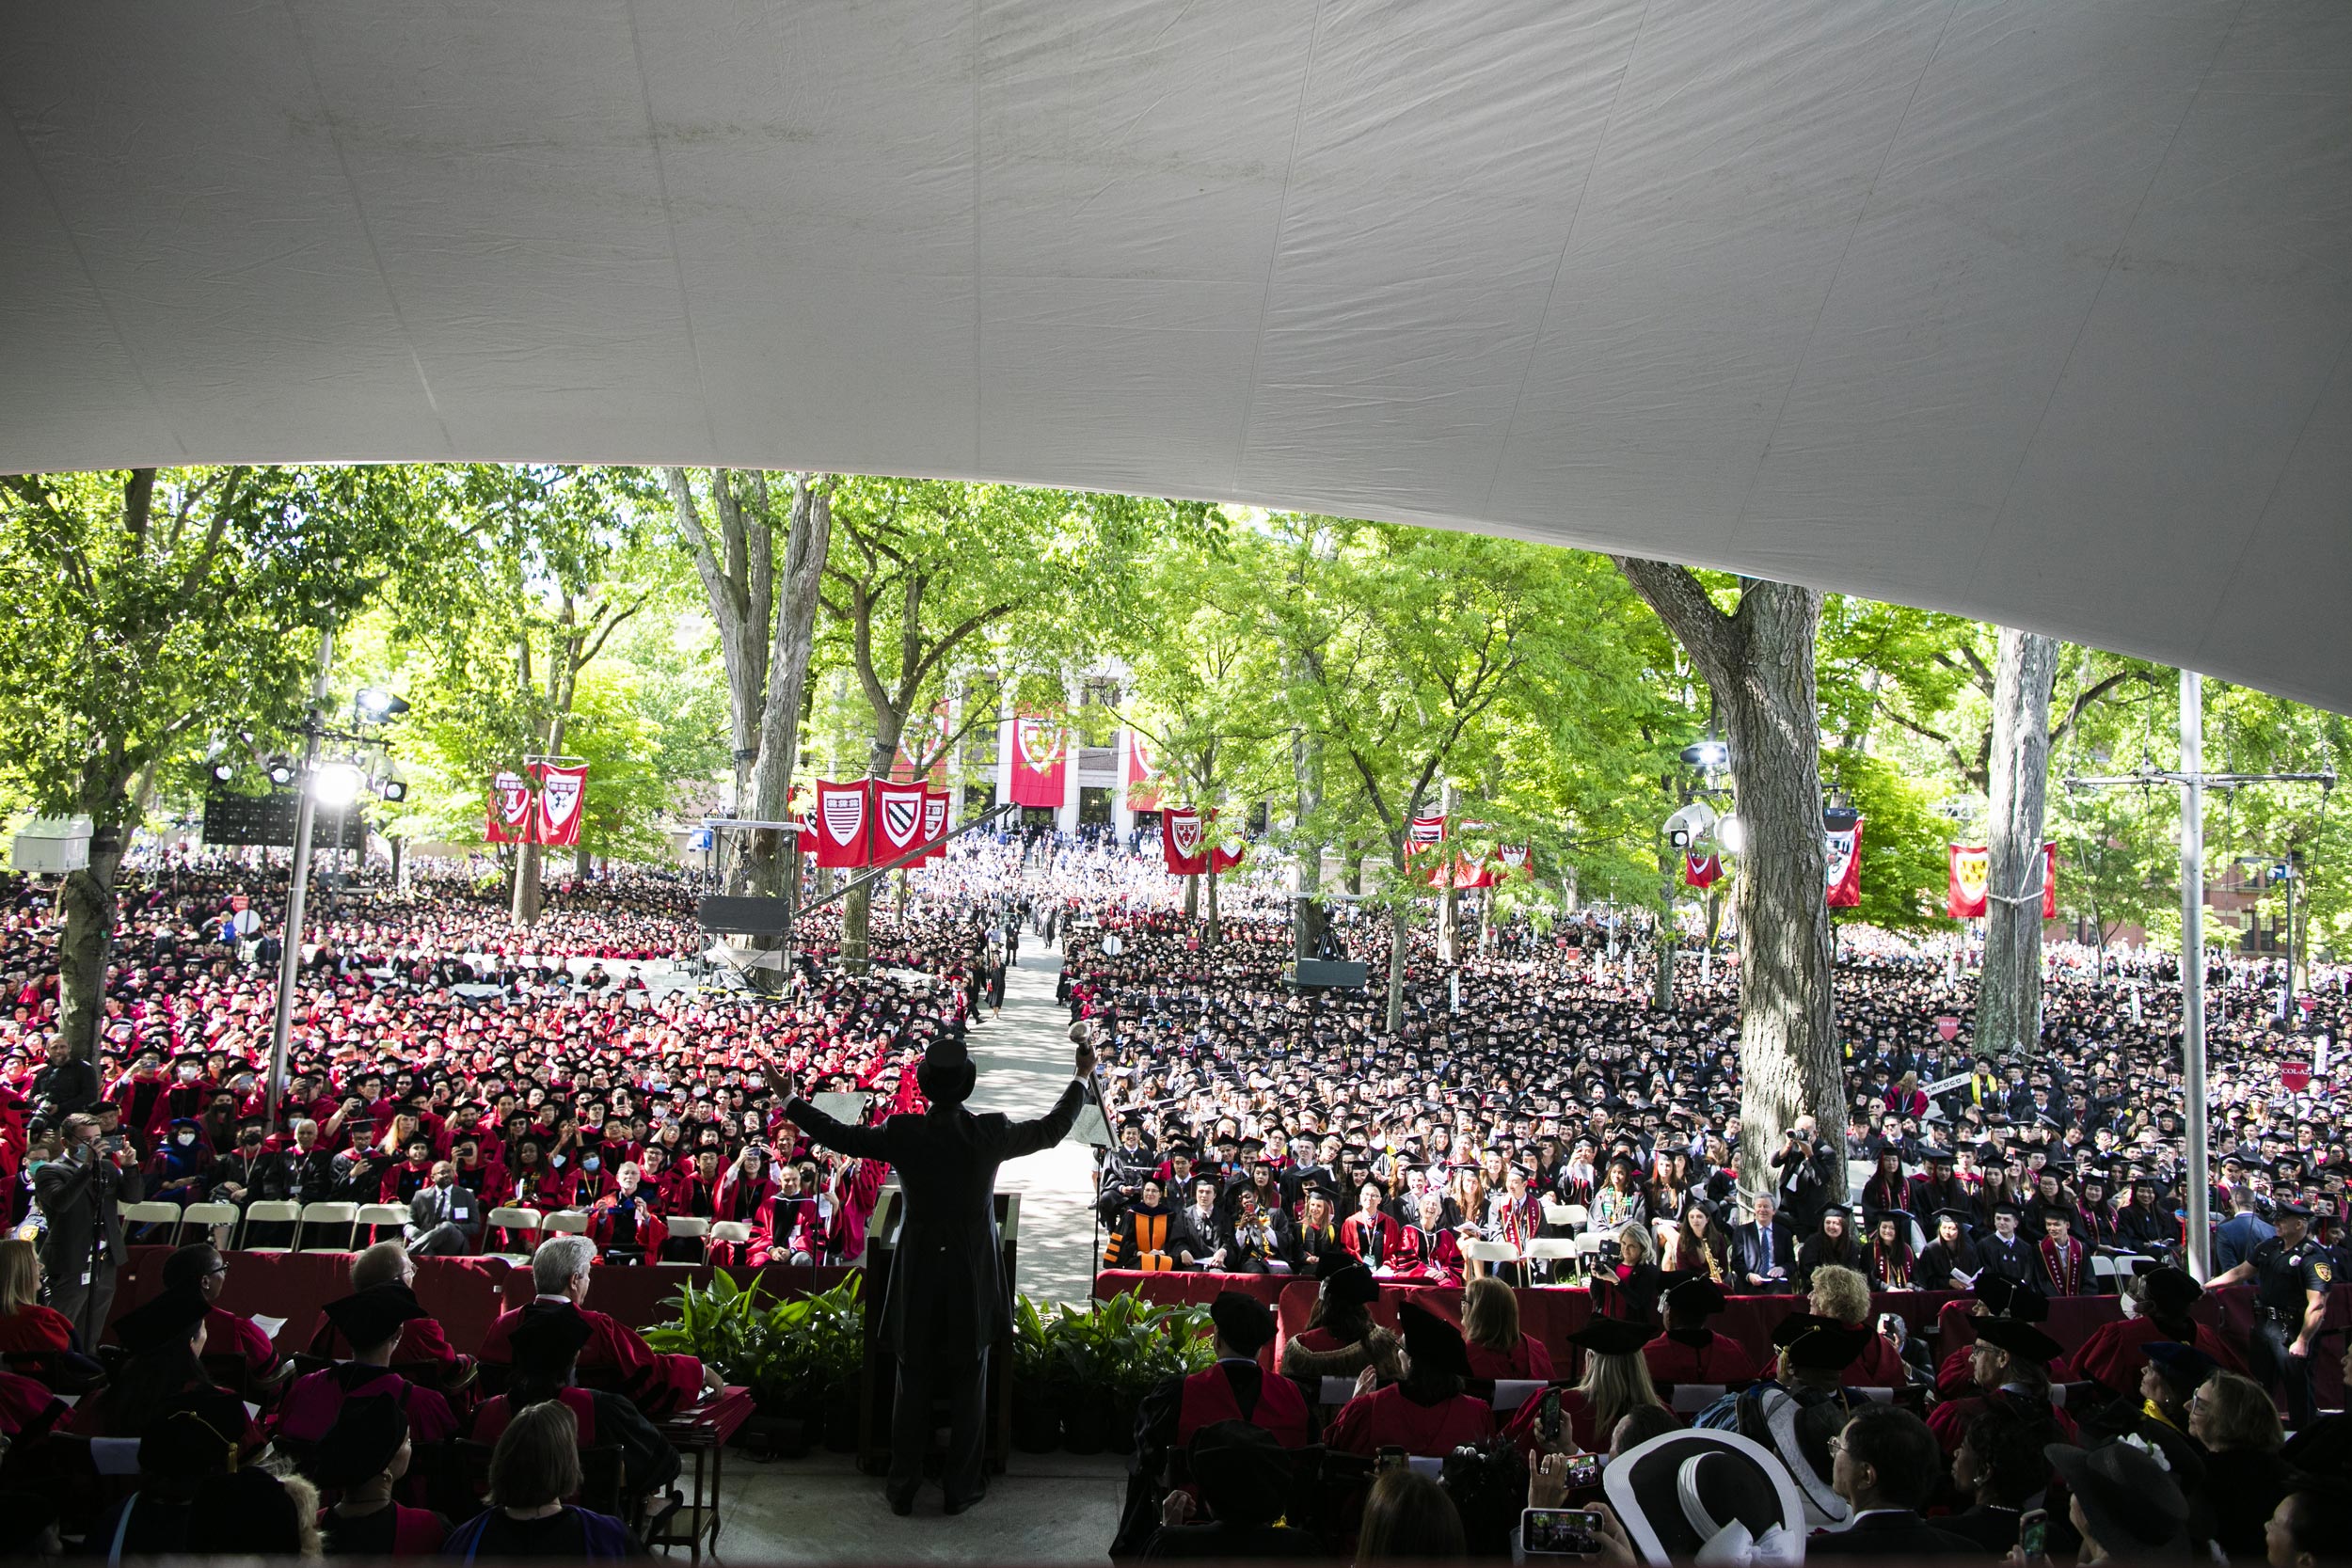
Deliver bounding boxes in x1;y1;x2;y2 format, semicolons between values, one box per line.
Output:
175;1132;196;1147
582;1156;600;1173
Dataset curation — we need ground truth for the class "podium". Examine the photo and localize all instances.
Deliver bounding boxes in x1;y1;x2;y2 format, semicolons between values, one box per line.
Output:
853;1188;1022;1476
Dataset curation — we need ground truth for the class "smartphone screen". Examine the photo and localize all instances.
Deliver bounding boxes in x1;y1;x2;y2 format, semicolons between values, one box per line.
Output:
1539;1389;1565;1447
1375;1445;1408;1473
1563;1452;1602;1488
2018;1508;2049;1559
1522;1508;1604;1556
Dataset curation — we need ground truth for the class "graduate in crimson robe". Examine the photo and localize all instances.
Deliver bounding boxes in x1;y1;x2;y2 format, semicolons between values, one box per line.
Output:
707;1148;778;1266
277;1286;458;1446
1640;1275;1760;1386
2068;1265;2246;1394
1323;1302;1497;1458
1339;1181;1404;1271
1925;1313;2079;1453
479;1236;713;1417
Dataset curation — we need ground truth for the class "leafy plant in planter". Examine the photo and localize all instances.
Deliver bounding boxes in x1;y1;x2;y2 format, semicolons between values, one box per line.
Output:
1009;1294;1067;1452
1041;1293;1216;1455
645;1271;865;1439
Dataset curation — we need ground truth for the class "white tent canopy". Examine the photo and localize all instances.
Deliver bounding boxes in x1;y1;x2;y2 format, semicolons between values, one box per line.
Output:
5;2;2348;707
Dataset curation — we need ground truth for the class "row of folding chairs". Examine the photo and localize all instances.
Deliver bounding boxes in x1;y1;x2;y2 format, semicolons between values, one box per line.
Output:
118;1198;758;1262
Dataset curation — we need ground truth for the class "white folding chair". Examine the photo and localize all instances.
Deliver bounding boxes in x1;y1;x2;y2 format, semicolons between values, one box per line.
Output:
541;1210;591;1237
485;1207;543;1265
175;1201;242;1249
353;1202;410;1246
1556;1204;1590;1230
1857;1386;1896;1403
1539;1199;1575;1228
1461;1239;1519;1270
296;1201;358;1252
1523;1237;1579;1285
239;1199;301;1254
665;1215;711;1261
117;1200;185;1245
1319;1376;1359;1409
1671;1382;1727;1413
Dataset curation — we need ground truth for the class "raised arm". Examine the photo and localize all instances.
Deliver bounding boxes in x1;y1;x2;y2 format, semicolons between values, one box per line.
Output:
768;1059;895;1162
998;1042;1097;1160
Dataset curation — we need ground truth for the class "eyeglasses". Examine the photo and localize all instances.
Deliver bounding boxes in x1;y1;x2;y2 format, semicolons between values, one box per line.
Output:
1826;1435;1847;1456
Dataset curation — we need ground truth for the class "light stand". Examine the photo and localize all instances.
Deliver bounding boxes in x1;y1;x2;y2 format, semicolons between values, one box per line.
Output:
263;631;333;1134
2063;668;2334;1279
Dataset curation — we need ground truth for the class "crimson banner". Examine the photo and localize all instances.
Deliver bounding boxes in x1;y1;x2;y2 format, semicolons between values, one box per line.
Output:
535;764;588;848
1824;816;1864;908
920;789;950;863
1684;851;1723;890
1009;712;1067;808
1211;844;1245;874
1123;730;1163;811
1163;807;1208;875
814;780;871;868
1947;845;1989;919
487;770;534;845
1494;844;1534;882
870;781;927;864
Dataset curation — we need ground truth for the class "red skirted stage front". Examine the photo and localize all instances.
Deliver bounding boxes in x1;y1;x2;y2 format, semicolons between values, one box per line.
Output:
1092;1271;2351;1406
106;1247;853;1357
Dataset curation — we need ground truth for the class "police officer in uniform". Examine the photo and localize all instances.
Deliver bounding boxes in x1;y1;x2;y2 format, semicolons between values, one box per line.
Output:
2210;1199;2330;1427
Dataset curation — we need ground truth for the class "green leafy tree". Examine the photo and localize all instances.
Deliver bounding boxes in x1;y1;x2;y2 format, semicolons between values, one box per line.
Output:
0;466;434;1057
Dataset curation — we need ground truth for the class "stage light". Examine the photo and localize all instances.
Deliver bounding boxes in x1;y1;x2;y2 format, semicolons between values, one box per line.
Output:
1716;814;1748;855
265;758;297;787
210;762;235;784
380;779;407;803
1680;739;1730;770
311;761;364;808
357;689;410;719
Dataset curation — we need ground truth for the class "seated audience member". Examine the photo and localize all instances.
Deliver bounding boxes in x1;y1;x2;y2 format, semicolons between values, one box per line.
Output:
1808;1404;1979;1557
1511;1315;1667;1456
278;1283;459;1446
89;1388;312;1557
0;1237;78;1355
1942;1402;2058;1554
2263;1486;2352;1568
1142;1419;1332;1560
72;1288;258;1451
1324;1303;1496;1458
705;1141;776;1267
1276;1259;1399;1382
310;1241;471;1381
1807;1263;1909;1388
2071;1266;2242;1397
1103;1177;1177;1272
1795;1204;1860;1291
1927;1312;2078;1451
1692;1313;1873;1530
471;1301;680;1501
2044;1437;2192;1561
1643;1275;1760;1386
158;1240;286;1388
2186;1370;2298;1562
307;1393;450;1557
588;1163;664;1263
479;1235;719;1416
404;1159;485;1257
439;1399;646;1559
1460;1275;1554;1381
1354;1468;1468;1562
2078;1338;2214;1486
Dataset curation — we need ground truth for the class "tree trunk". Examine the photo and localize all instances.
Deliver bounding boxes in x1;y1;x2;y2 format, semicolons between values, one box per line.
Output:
1652;899;1676;1010
511;696;567;927
741;480;832;907
1385;895;1408;1035
1614;561;1841;1205
1206;869;1223;945
1184;873;1199;920
57;823;126;1061
389;836;405;892
1979;627;2059;1060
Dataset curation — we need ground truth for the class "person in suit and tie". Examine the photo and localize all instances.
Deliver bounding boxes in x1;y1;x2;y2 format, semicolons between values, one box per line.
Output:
32;1111;143;1347
403;1161;483;1257
1732;1193;1796;1292
771;1030;1089;1516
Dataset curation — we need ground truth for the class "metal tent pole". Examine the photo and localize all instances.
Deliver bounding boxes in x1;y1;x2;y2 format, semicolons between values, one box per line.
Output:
2180;671;2211;1280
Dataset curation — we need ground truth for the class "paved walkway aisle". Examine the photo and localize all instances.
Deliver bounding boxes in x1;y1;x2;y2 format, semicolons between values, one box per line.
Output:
963;944;1104;1309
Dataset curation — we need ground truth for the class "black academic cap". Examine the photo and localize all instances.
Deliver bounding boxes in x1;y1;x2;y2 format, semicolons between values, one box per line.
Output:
306;1393;409;1490
1972;1315;2062;1364
1666;1275;1728;1317
508;1300;595;1370
1977;1271;2050;1323
321;1283;431;1350
137;1388;246;1480
1398;1302;1473;1378
113;1288;208;1355
1772;1314;1870;1371
1210;1291;1276;1356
